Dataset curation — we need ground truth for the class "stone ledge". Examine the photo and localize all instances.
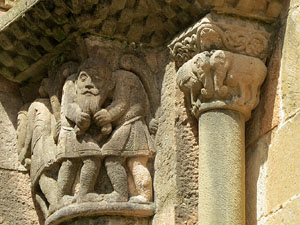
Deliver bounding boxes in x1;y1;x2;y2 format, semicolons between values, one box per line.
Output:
45;202;155;225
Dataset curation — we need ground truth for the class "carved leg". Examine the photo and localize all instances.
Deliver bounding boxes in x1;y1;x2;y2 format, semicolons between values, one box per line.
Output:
247;85;260;109
213;68;228;98
200;72;214;99
211;51;229;98
104;156;128;202
57;159;80;206
35;192;49;218
235;83;247;105
127;156;152;203
39;171;58;214
77;157;101;203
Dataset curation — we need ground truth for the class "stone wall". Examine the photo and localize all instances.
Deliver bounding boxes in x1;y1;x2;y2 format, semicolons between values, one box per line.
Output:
245;0;300;224
0;76;39;225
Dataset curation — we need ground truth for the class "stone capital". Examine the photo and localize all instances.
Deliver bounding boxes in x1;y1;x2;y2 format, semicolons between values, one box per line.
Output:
170;13;270;120
169;13;271;68
176;50;267;120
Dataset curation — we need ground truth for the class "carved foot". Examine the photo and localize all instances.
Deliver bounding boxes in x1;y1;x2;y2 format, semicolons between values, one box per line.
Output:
101;191;128;202
216;86;228;98
233;97;245;106
129;195;149;204
201;88;213;99
57;195;75;210
48;204;57;216
76;193;103;203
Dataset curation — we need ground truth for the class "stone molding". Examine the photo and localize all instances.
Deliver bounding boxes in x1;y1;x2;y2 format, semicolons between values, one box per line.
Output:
169;13;271;68
45;202;155;225
212;0;282;23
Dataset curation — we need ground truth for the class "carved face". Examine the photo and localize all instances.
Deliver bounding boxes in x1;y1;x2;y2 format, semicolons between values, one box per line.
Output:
76;69;110;115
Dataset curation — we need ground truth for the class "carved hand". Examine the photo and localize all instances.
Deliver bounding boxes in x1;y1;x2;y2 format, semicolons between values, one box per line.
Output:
94;109;112;127
148;118;158;135
75;111;91;131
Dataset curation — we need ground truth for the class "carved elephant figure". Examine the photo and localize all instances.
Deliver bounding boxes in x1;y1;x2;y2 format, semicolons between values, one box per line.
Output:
210;50;267;108
177;51;214;104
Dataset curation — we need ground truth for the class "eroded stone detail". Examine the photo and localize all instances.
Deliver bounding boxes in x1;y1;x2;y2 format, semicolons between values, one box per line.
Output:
17;54;156;224
170;13;270;120
212;0;282;22
169;13;271;68
177;50;267;120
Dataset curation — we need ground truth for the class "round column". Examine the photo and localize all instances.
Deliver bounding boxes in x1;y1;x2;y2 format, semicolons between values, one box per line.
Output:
198;109;245;224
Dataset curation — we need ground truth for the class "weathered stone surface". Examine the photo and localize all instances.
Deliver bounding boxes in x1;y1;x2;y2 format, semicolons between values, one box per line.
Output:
0;78;23;171
46;202;154;225
246;112;300;223
261;195;300;225
0;170;39;225
15;37;163;223
212;0;283;22
246;130;274;225
59;216;150;225
246;37;281;146
153;61;178;224
264;112;300;216
280;4;300;121
198;110;245;225
0;0;211;83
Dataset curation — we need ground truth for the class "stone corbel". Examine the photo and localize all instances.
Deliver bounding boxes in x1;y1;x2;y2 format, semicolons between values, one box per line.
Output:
169;13;271;225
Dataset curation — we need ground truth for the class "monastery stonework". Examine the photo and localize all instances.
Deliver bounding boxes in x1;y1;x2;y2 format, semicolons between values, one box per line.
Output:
0;0;299;225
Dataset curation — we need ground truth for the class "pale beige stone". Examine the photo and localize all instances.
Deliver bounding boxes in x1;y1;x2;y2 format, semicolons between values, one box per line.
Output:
246;130;275;224
264;112;300;215
198;110;245;225
246;112;300;223
262;195;300;225
280;5;300;121
246;38;281;146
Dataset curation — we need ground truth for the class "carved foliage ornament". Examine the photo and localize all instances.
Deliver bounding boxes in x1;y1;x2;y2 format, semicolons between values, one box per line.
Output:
169;13;270;68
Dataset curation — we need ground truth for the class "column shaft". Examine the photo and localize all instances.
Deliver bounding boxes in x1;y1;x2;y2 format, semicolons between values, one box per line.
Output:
198;109;245;225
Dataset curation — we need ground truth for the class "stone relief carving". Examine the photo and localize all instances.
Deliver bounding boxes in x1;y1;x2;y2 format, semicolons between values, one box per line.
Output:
177;50;267;120
17;55;157;223
169;13;270;68
170;11;274;224
170;13;270;120
213;0;282;21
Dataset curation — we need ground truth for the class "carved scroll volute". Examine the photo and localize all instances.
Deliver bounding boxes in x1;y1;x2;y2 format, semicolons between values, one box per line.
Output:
170;13;270;121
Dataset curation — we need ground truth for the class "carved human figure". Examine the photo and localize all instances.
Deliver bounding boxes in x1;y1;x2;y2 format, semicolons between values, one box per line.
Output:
57;58;114;204
57;57;155;205
17;86;58;218
98;67;155;203
17;62;79;218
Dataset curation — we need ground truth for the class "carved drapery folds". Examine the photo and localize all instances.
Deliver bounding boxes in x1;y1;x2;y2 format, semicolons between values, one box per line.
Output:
17;54;157;225
169;13;270;120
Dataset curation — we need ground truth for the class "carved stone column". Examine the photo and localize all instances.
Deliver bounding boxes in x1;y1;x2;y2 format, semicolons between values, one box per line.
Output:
169;12;272;224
